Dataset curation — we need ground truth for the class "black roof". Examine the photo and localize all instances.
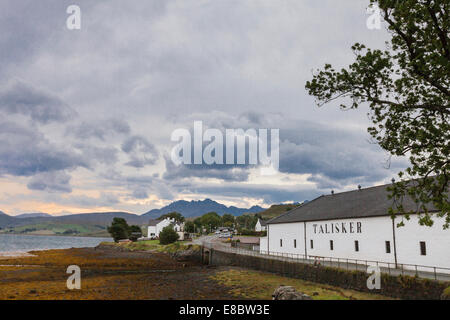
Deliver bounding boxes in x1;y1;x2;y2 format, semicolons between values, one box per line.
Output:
267;182;439;225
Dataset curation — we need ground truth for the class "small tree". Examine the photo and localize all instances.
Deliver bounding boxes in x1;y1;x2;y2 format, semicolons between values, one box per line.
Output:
128;225;142;242
159;226;179;245
107;217;130;242
184;220;195;233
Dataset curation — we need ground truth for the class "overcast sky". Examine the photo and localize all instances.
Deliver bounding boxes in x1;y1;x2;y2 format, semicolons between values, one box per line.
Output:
0;0;408;215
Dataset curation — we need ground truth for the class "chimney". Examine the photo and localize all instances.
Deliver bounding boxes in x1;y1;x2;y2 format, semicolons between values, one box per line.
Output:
358;185;362;191
331;190;334;195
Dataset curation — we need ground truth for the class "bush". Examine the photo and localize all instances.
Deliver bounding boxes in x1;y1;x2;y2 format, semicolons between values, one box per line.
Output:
442;287;450;300
159;226;179;245
107;218;130;242
238;229;266;236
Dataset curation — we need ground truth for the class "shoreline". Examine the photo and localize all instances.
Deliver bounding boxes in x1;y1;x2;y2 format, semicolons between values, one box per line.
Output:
0;232;111;238
0;251;36;259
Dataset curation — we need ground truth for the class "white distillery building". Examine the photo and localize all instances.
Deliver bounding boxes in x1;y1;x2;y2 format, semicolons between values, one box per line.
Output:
260;183;450;274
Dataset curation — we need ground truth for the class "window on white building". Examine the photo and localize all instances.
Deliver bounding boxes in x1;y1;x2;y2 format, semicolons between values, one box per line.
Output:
294;239;297;248
310;239;313;249
385;241;391;253
330;240;334;251
420;241;426;256
280;239;283;247
354;240;359;252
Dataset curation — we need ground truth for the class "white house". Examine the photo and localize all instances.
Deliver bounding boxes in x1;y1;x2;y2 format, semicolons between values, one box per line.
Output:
148;218;184;239
255;218;267;232
260;182;450;274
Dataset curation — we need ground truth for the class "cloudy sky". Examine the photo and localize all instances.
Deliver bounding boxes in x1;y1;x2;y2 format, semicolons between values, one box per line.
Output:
0;0;408;215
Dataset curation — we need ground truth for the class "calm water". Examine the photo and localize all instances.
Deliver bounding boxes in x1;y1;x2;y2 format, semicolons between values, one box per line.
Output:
0;234;112;253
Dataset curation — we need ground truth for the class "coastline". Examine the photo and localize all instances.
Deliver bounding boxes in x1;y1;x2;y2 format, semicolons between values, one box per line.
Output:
0;232;110;238
0;246;392;300
0;251;35;259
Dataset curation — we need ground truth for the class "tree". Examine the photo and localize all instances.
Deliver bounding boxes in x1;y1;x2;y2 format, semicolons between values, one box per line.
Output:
193;217;202;233
184;220;195;233
236;214;258;231
158;211;185;223
222;213;235;227
107;217;130;242
128;225;142;242
159;226;179;245
305;0;449;228
200;212;222;232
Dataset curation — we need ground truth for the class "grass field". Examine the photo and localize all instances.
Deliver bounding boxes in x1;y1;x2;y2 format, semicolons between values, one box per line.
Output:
210;268;392;300
0;223;109;237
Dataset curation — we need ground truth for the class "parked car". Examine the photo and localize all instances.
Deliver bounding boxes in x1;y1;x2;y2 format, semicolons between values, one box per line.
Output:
219;232;232;238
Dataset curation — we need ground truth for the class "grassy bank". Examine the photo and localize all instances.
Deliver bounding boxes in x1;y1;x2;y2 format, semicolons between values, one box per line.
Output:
99;240;200;254
211;268;392;300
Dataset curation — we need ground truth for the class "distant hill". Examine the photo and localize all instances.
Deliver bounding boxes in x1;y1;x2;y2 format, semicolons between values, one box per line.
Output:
14;213;52;218
0;199;265;236
0;211;19;227
142;199;264;219
254;203;302;220
0;211;145;237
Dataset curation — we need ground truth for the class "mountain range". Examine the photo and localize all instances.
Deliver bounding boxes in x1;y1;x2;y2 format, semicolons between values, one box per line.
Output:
0;199;265;236
142;199;264;219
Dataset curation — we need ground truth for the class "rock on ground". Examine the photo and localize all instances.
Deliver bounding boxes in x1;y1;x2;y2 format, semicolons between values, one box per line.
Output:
272;285;313;300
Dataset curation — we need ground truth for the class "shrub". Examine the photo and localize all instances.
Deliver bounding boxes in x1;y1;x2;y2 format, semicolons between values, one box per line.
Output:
442;287;450;300
107;218;130;242
238;229;266;236
159;226;179;245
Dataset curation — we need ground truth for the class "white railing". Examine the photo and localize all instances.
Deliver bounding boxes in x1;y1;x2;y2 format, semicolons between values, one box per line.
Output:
202;241;450;281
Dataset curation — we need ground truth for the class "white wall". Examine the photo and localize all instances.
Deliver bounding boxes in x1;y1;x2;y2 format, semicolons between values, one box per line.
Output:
255;220;267;232
148;218;175;238
156;218;174;236
306;216;396;264
395;215;450;270
267;222;305;256
148;226;157;238
260;236;268;252
261;214;450;272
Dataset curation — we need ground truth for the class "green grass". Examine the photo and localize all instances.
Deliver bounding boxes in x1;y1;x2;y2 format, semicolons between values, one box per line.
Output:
101;240;200;254
0;223;107;237
211;268;393;300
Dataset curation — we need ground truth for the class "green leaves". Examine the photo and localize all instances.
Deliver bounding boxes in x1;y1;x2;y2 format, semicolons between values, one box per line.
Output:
306;0;449;228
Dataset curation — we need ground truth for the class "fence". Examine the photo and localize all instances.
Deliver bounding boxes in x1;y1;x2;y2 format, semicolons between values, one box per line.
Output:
203;241;450;281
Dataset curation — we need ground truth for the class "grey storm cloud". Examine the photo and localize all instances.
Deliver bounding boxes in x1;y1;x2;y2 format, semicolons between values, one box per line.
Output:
0;80;76;123
163;155;251;182
131;188;149;199
66;118;131;141
121;135;159;168
173;181;322;205
0;121;88;177
27;171;72;193
277;121;406;188
0;0;406;211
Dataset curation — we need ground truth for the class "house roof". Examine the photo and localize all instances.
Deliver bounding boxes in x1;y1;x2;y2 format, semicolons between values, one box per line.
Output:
148;219;161;226
267;181;441;225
